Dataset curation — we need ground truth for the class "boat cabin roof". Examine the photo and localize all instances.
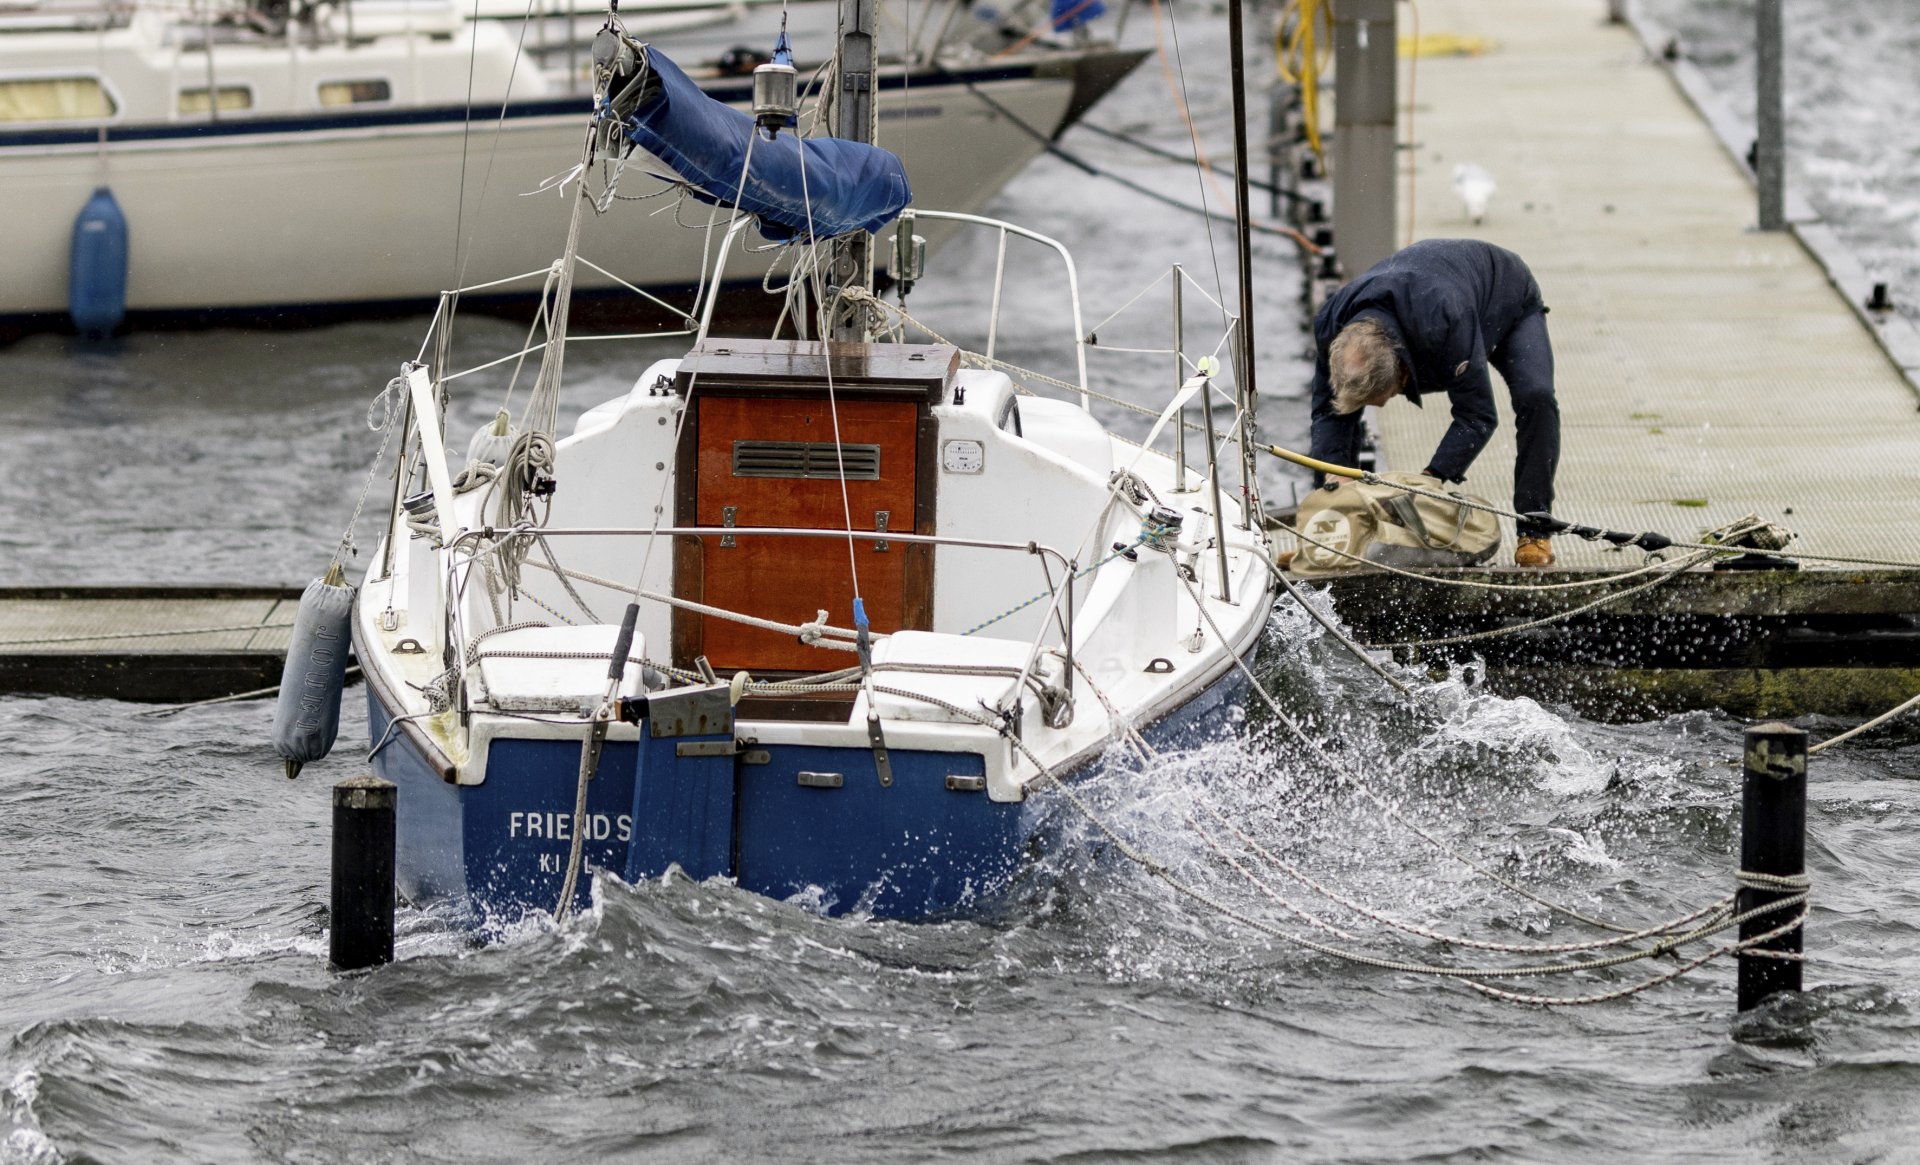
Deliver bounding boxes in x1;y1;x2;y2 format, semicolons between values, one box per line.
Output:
673;338;959;404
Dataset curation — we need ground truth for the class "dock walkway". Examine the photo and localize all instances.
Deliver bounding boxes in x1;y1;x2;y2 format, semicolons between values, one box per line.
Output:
1374;0;1920;568
0;587;299;701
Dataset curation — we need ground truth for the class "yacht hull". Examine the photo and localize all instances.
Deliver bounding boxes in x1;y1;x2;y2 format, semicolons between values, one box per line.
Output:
363;644;1252;926
0;52;1143;329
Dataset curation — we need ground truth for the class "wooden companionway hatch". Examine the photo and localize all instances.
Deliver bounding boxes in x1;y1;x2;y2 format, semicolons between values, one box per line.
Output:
670;339;957;674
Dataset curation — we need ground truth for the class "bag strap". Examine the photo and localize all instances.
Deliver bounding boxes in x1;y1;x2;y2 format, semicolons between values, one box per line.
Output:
1381;493;1439;548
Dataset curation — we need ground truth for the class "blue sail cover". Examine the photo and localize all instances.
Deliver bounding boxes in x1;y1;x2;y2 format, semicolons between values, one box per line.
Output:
1050;0;1106;32
626;49;912;242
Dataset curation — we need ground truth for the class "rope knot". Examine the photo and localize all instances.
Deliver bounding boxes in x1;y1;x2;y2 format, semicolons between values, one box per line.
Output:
797;609;830;645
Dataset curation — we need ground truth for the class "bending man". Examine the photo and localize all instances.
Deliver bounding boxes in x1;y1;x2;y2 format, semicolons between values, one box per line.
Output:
1307;238;1561;567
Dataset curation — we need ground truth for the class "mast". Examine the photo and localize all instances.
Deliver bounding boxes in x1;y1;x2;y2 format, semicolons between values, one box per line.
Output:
829;0;878;341
1227;0;1263;530
1226;0;1258;427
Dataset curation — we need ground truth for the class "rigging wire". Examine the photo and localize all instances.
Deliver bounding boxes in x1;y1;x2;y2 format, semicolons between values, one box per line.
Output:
1152;0;1233;319
1403;0;1421;247
626;125;761;604
450;0;545;297
793;85;868;619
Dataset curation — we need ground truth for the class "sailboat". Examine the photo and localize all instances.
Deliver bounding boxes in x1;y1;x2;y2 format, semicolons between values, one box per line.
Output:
294;0;1276;926
0;0;1144;333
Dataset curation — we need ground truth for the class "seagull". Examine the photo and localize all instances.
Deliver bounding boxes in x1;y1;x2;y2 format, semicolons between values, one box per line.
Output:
1452;162;1497;224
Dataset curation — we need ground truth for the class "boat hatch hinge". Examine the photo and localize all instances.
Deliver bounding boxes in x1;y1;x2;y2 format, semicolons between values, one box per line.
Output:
874;510;890;552
741;748;771;765
674;740;738;758
720;506;738;548
866;713;894;787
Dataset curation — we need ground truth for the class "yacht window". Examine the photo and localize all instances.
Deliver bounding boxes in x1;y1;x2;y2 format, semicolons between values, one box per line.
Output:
178;85;252;115
318;79;392;106
0;77;114;122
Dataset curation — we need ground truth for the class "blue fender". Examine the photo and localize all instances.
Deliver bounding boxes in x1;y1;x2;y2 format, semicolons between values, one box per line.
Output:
272;572;357;779
69;187;129;339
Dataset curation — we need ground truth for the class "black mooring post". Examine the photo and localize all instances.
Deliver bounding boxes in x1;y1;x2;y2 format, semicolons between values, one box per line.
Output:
1737;723;1807;1011
331;776;397;972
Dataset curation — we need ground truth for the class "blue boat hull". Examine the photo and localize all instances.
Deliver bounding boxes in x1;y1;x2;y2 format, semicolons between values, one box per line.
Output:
366;657;1248;926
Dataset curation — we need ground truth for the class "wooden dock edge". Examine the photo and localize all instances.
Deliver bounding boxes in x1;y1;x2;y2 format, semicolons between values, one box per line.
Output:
1315;567;1920;720
0;585;313;703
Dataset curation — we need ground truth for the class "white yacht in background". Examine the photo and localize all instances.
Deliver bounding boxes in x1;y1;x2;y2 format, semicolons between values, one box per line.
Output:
0;0;1144;333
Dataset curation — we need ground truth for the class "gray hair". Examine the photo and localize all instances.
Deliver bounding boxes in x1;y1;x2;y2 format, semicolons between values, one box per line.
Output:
1328;318;1401;414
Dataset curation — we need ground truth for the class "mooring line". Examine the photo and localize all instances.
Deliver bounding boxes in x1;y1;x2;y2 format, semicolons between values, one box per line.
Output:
0;621;295;647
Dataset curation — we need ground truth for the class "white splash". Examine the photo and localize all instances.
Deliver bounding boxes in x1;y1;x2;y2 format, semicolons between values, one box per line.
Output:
1545;827;1623;871
3;1068;61;1165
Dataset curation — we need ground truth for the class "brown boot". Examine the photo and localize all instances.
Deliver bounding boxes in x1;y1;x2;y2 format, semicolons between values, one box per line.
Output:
1514;536;1555;568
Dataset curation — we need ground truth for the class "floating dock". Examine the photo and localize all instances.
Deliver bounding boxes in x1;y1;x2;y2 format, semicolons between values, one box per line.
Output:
1281;0;1920;718
1374;0;1920;565
0;587;300;701
1326;568;1920;720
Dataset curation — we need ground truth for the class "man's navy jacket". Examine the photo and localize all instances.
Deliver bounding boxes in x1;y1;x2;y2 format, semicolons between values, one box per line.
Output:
1307;239;1544;482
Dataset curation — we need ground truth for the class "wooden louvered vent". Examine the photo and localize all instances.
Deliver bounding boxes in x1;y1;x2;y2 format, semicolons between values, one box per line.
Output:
731;440;882;480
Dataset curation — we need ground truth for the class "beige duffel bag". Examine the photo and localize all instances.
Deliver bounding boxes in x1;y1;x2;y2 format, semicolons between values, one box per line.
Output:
1289;471;1500;576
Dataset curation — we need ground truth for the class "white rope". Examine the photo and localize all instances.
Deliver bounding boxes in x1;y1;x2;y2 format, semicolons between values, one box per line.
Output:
1174;573;1644;935
1057;639;1753;972
1367;547;1722;649
1251;546;1413;695
1282;508;1694;592
1808;688;1920;754
1322;472;1920;570
512;554;866;648
1199;802;1736;956
0;621;293;647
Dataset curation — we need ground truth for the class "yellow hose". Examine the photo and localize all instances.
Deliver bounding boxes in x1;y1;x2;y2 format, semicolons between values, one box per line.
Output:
1274;0;1332;162
1399;32;1498;57
1256;441;1367;480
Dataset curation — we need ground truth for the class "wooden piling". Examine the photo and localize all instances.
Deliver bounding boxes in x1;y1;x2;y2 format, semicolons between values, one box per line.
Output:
1737;723;1807;1011
330;776;396;972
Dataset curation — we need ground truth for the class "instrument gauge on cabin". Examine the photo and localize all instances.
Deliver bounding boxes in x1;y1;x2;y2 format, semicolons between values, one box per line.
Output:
941;439;985;474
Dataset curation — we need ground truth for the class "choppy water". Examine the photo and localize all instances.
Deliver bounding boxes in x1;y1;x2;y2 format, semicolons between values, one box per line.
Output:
1635;0;1920;326
5;3;1920;1162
